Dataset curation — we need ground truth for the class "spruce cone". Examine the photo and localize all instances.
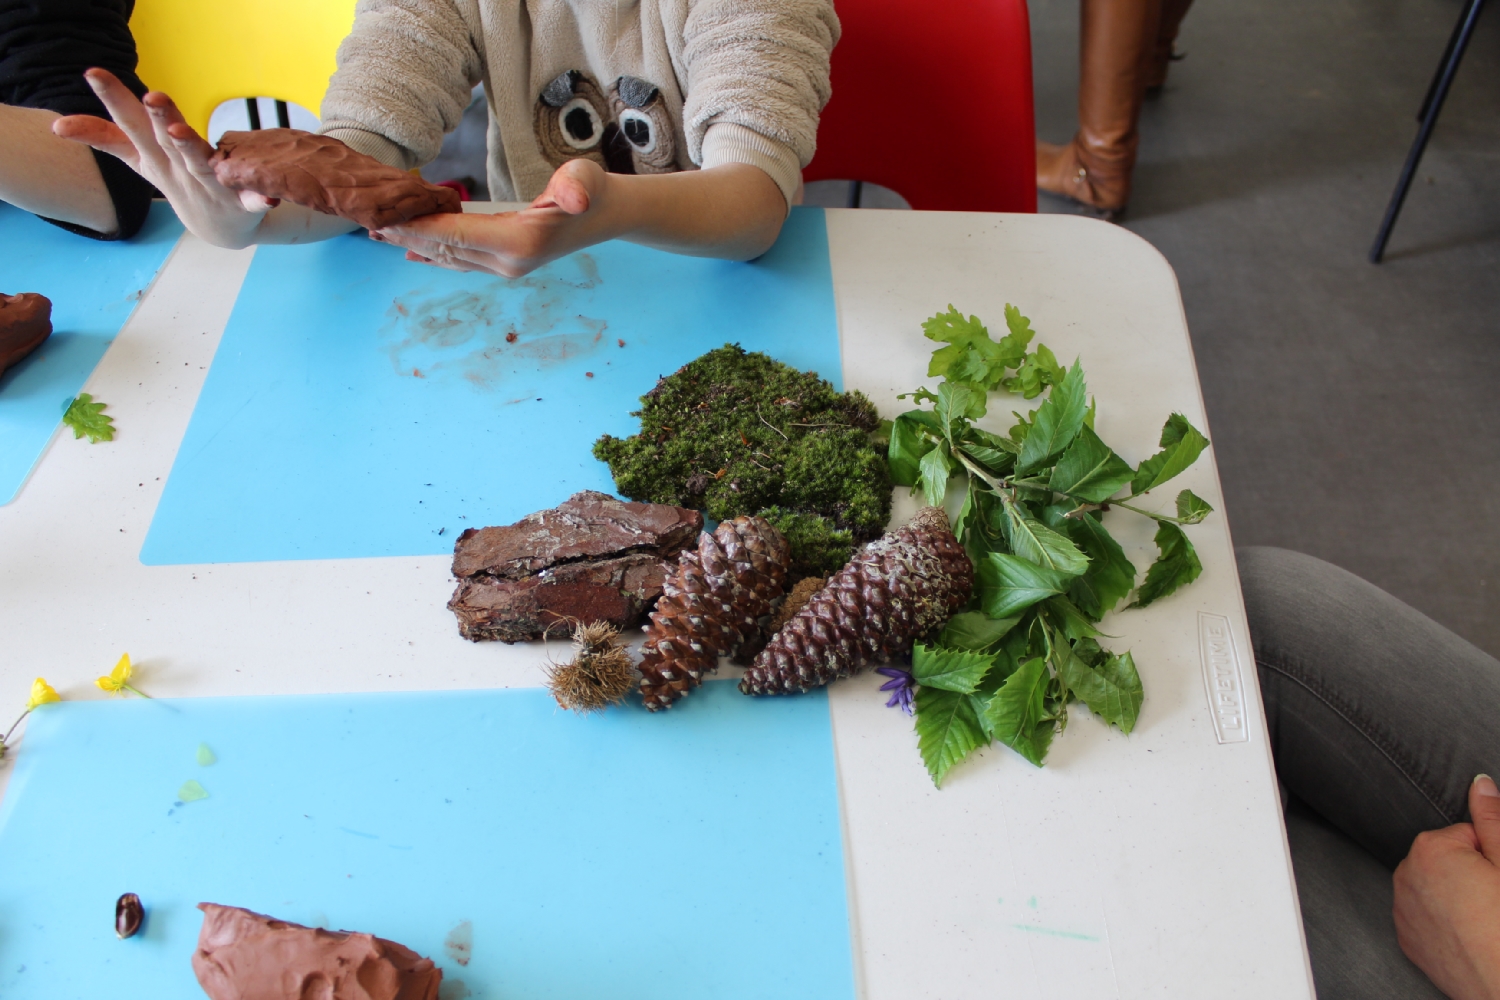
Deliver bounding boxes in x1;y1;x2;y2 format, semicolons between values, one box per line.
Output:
638;516;792;710
740;507;972;696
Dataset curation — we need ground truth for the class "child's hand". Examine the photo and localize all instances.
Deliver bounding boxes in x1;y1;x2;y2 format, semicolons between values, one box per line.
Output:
374;159;609;278
1393;775;1500;1000
52;69;276;249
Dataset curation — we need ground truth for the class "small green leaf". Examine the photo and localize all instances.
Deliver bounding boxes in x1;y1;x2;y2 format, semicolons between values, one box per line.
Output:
1176;489;1213;524
1016;361;1088;473
888;412;936;487
937;380;986;426
177;779;209;803
1044;596;1100;640
977;553;1071;619
912;643;996;694
983;656;1055;767
915;686;989;786
1048;426;1135;502
1002;342;1066;399
1000;304;1037;359
918;445;953;508
923;305;990;349
1002;505;1089;576
62;393;115;443
1049;510;1137;620
1130;522;1203;608
196;743;217;766
962;425;1020;455
1130;413;1209;495
939;611;1020;651
1057;647;1143;733
958;443;1011;473
945;346;993;387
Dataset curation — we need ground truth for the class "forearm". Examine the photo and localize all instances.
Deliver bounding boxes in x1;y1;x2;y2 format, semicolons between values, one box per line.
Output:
0;105;119;234
603;163;787;260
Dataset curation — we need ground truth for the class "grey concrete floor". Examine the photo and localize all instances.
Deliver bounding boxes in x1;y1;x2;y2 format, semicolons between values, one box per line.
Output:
1029;0;1500;656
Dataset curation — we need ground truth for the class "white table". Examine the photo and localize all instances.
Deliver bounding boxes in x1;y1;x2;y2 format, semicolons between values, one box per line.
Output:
0;207;1315;999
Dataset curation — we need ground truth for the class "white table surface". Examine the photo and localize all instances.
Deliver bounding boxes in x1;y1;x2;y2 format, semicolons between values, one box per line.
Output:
0;206;1315;999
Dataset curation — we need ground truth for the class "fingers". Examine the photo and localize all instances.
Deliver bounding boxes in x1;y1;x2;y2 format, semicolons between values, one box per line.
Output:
1471;774;1500;862
160;117;218;179
82;69;169;172
51;115;138;165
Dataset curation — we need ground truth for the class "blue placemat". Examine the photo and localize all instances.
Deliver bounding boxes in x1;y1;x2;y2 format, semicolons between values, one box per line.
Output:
0;682;854;999
141;207;840;565
0;202;184;504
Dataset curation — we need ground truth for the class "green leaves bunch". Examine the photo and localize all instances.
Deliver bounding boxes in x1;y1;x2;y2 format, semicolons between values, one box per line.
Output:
889;306;1213;785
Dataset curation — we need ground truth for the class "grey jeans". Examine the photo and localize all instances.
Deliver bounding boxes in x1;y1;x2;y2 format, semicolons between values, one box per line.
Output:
1238;547;1500;1000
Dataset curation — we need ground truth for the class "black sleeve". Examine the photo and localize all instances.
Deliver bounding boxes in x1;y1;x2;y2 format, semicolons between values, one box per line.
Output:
0;0;160;241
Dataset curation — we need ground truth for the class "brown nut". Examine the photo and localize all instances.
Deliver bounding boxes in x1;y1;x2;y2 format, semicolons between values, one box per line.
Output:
115;892;144;939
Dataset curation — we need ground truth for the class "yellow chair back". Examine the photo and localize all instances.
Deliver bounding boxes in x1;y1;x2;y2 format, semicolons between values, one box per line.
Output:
130;0;359;137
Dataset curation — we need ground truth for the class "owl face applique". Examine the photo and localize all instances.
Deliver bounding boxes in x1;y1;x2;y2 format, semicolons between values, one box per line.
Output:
534;70;679;176
608;76;676;174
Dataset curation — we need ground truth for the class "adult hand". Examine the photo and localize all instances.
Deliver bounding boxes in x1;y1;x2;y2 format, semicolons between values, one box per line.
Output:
51;69;275;249
374;158;608;278
1394;774;1500;1000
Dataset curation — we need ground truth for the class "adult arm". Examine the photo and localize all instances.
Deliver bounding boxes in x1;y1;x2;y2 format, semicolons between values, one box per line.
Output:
0;103;119;233
1394;775;1500;1000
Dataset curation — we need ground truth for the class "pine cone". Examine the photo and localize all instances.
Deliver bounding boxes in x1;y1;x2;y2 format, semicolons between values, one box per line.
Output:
740;507;972;696
638;516;791;710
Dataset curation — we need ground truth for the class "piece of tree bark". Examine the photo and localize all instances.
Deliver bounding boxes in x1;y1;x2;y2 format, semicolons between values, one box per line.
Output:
448;491;703;642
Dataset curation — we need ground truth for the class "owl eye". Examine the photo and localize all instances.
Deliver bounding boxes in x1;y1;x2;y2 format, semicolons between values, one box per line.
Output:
619;109;656;153
559;97;603;149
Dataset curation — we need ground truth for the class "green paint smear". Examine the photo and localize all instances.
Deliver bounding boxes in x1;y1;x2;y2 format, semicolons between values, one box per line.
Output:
196;743;217;766
1010;924;1100;942
178;779;209;802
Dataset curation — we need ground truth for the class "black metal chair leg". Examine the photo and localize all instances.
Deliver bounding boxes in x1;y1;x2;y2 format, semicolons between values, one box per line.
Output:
1371;0;1487;263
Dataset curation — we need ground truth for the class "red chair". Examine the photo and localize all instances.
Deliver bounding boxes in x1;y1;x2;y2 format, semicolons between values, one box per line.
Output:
804;0;1037;213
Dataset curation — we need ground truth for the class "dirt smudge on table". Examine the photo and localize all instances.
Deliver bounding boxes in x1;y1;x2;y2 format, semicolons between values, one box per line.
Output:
381;252;606;390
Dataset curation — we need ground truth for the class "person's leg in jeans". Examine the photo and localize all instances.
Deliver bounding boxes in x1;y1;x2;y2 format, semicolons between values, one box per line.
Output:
1238;546;1500;1000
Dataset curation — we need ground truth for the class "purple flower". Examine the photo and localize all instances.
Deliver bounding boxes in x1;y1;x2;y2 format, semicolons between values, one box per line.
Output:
876;666;916;715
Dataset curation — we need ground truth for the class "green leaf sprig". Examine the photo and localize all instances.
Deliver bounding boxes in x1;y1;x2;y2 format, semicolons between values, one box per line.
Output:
890;306;1212;785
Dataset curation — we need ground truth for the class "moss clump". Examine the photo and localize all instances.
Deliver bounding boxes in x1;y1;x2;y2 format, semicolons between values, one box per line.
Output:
593;345;891;551
757;507;854;580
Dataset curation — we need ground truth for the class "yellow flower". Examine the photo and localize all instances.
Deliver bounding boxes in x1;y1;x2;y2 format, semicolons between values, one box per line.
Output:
96;653;133;694
25;677;59;711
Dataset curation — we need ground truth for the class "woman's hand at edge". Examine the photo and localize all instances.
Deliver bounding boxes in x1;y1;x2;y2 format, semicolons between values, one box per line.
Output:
1393;774;1500;1000
51;68;274;249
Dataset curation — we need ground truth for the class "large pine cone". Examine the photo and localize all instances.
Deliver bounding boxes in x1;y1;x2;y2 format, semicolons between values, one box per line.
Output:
740;507;971;695
638;516;791;710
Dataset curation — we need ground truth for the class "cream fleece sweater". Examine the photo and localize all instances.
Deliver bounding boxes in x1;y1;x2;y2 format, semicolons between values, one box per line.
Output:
318;0;839;207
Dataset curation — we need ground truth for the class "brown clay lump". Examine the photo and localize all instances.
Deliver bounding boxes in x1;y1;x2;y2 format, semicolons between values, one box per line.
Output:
0;293;52;377
191;903;441;1000
210;129;463;231
448;490;703;643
